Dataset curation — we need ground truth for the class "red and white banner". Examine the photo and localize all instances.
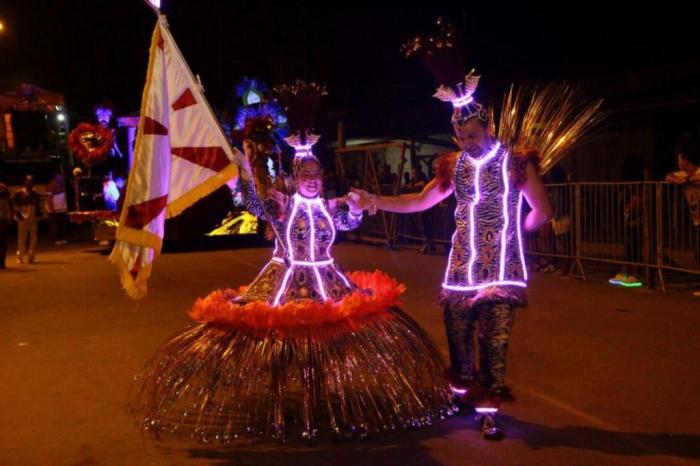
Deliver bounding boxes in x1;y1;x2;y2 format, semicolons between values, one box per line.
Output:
110;16;242;299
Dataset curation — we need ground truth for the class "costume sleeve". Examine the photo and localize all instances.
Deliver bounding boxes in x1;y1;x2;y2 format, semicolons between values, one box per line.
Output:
240;179;284;234
331;202;363;231
240;178;268;218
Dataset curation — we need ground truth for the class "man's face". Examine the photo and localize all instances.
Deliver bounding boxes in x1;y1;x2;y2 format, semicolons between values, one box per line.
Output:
453;117;491;157
24;176;34;190
678;154;691;171
95;107;112;126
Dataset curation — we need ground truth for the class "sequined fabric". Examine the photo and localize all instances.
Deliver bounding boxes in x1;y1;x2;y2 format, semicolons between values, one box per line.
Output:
241;192;361;304
131;309;454;443
442;302;515;389
444;143;527;291
130;187;454;443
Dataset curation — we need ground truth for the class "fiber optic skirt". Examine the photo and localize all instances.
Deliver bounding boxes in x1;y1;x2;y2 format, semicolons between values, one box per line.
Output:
129;271;455;443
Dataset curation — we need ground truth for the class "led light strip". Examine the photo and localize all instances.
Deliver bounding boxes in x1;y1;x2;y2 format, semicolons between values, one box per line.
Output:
452;94;474;108
466;142;501;284
499;151;511;281
273;194;334;304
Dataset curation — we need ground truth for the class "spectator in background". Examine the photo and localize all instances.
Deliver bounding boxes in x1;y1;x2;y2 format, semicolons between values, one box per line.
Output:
541;166;572;274
665;135;700;297
46;170;68;246
114;176;127;212
379;163;398;185
401;172;411;192
0;183;12;269
13;175;42;264
409;166;427;192
610;154;646;288
406;164;434;253
72;167;83;211
102;172;120;211
666;136;700;198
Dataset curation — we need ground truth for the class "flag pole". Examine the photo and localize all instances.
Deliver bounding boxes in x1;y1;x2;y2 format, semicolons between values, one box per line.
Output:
151;7;278;247
144;0;161;17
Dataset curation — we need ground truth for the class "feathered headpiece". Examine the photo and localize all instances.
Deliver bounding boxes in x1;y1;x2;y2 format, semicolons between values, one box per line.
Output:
402;18;487;123
274;80;327;171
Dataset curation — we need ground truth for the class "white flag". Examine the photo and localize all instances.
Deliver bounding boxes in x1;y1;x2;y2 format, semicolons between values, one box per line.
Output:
110;16;243;299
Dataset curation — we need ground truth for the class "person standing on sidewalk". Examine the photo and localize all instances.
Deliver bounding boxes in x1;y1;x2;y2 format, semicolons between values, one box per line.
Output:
13;175;42;264
666;135;700;297
0;182;13;269
46;170;69;246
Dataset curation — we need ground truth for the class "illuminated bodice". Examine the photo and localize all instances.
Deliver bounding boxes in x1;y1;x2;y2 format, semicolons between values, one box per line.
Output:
243;194;358;304
443;142;528;293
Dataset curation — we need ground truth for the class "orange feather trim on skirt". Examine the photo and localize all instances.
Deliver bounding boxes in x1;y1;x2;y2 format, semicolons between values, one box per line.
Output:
188;270;406;330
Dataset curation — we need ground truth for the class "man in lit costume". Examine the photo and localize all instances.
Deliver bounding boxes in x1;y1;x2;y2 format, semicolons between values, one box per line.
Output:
355;19;601;439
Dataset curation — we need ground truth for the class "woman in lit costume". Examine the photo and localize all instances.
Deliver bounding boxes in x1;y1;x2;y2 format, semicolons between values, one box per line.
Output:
354;20;602;440
130;80;454;443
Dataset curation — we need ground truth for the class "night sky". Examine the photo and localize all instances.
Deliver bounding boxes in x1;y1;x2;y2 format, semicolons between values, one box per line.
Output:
1;1;698;137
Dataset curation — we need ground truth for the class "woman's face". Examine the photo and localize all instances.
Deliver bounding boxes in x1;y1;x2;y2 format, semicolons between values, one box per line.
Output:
296;158;322;198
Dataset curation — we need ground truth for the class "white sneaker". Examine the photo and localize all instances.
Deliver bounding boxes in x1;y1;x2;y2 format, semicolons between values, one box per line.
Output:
609;272;626;285
98;240;110;246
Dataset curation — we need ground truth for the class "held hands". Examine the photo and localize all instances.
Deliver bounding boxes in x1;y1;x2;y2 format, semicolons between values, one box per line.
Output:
349;188;377;215
333;191;367;216
345;192;363;216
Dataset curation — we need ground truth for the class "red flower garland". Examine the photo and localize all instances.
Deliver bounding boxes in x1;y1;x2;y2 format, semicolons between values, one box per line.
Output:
67;122;114;167
188;270;406;330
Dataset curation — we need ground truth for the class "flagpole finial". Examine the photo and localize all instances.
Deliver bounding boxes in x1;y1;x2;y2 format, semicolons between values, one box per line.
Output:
144;0;161;15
